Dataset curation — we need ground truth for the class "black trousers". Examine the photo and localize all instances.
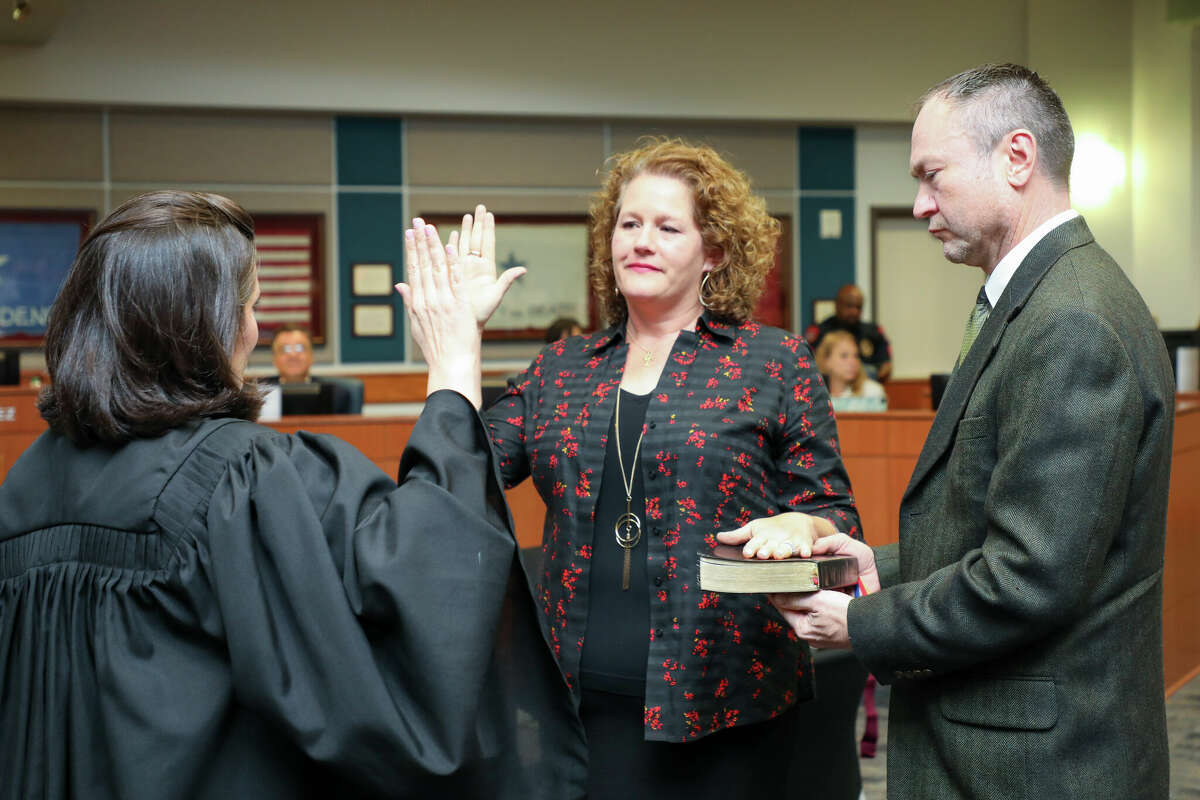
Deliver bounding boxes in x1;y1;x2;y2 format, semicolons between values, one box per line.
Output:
579;688;800;800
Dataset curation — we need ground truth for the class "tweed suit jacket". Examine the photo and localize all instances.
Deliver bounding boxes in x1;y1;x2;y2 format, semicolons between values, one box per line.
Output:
848;217;1174;799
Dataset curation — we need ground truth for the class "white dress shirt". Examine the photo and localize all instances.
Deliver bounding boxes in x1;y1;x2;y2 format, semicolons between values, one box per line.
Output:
983;209;1079;307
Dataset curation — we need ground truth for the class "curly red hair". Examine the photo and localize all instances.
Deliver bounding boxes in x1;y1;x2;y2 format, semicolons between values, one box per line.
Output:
588;138;780;326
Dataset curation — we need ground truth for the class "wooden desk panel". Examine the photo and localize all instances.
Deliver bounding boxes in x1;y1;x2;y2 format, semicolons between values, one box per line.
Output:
1164;401;1200;694
836;411;933;546
0;387;46;479
265;415;415;463
883;378;933;411
841;454;889;545
3;394;1197;694
0;386;44;434
264;415;546;550
355;373;936;411
835;415;890;455
357;369;517;405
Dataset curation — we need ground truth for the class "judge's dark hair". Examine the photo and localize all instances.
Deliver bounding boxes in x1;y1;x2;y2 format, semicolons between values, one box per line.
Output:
38;190;263;445
919;63;1074;188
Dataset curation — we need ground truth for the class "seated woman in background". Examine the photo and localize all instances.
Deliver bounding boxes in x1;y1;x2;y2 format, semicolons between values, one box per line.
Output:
817;329;888;412
0;191;585;799
480;139;862;799
544;315;584;343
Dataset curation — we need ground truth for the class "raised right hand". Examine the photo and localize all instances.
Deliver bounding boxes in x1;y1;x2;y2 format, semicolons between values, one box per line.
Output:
447;204;526;327
395;217;482;407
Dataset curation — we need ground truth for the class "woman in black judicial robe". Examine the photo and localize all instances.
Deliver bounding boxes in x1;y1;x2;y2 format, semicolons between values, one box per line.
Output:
0;191;586;799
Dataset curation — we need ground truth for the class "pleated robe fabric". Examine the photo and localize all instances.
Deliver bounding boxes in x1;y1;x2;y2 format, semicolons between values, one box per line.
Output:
0;390;587;799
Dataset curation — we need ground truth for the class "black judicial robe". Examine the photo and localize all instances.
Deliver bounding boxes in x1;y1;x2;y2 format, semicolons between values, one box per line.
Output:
0;390;587;799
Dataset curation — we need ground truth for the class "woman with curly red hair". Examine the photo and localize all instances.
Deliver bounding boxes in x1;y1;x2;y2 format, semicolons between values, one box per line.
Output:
484;139;862;798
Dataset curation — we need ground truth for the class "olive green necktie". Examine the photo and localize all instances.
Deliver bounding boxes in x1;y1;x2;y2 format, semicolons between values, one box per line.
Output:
955;286;991;370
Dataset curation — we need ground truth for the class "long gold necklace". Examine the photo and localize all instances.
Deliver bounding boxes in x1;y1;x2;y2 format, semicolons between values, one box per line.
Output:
613;389;645;591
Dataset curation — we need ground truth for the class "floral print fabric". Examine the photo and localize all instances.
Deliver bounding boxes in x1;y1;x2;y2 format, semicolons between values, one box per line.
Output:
485;314;861;742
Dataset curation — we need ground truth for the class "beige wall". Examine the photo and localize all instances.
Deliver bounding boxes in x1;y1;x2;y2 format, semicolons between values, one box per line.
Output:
1194;26;1200;328
0;0;1025;121
875;215;984;379
854;123;918;319
1133;0;1199;329
407;118;799;365
3;0;1197;363
0;108;801;368
851;0;1199;337
1028;0;1134;272
0;106;337;369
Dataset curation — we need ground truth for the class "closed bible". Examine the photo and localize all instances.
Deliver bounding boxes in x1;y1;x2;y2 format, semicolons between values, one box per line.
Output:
697;545;859;593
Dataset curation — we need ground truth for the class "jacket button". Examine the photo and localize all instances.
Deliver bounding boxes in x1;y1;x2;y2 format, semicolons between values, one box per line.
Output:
654;576;664;586
649;422;657;429
653;528;662;537
655;628;663;638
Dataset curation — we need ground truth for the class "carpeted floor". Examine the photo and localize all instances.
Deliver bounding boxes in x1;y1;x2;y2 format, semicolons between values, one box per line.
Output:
1167;672;1200;799
855;669;1200;798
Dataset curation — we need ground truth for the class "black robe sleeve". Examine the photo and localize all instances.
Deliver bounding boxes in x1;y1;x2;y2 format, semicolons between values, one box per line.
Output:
200;390;586;798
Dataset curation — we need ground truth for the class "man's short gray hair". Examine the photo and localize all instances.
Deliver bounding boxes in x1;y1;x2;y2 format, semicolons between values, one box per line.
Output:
919;63;1074;188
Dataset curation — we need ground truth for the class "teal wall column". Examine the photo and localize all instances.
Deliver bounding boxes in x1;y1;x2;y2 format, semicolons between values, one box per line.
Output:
335;117;406;363
797;127;855;333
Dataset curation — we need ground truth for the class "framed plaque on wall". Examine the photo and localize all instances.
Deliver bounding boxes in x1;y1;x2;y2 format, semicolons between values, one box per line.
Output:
352;303;394;338
422;214;590;341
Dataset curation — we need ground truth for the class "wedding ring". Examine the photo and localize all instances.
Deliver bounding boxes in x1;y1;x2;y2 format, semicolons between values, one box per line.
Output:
468;249;482;257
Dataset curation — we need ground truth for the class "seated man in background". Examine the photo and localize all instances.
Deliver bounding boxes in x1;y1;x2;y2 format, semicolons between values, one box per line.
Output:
263;325;362;414
805;284;892;382
271;324;317;384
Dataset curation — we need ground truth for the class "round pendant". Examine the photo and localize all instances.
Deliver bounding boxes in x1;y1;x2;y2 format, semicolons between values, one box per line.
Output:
614;512;642;548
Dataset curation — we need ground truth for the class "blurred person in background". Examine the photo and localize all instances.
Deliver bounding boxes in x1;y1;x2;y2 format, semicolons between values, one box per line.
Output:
544;316;584;343
806;283;893;382
816;329;888;412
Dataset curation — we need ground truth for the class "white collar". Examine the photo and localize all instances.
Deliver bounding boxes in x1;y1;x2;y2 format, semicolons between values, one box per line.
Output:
983;209;1079;307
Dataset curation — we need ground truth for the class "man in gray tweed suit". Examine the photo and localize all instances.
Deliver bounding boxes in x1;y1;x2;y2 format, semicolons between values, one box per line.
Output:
726;64;1174;798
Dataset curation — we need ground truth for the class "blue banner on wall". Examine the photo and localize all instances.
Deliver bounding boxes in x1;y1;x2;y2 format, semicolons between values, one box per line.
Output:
0;221;80;341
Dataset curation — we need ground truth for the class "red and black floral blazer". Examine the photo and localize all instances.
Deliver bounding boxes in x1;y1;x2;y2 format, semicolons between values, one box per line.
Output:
485;314;861;742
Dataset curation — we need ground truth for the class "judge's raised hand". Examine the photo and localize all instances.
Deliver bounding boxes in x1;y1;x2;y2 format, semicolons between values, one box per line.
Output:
395;218;482;407
446;204;527;327
715;511;838;560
